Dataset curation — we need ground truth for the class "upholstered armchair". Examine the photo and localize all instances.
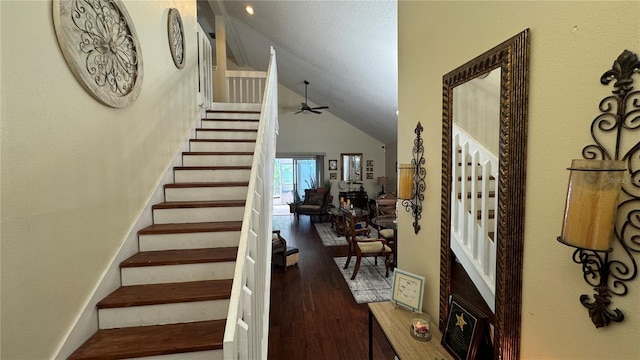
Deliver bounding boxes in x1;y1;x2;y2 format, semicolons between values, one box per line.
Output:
295;189;330;222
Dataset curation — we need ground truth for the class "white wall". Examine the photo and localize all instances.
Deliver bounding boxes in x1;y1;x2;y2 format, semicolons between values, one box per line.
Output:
384;140;398;193
398;1;640;359
1;1;200;358
277;84;386;204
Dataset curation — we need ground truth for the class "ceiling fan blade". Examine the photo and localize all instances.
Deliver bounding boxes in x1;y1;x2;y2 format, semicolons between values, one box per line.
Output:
294;110;303;114
310;110;322;114
312;106;329;110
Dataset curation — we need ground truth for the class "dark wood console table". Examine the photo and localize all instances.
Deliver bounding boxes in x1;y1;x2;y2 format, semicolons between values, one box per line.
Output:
339;191;368;210
368;301;452;360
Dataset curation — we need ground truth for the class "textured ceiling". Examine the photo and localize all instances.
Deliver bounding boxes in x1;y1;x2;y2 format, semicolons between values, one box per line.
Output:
199;0;398;143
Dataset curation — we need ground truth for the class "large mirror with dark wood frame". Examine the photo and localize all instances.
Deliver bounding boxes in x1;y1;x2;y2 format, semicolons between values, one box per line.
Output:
440;29;529;360
341;153;362;182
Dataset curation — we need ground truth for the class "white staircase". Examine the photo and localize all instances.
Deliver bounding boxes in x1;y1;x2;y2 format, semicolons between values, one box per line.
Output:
68;103;262;360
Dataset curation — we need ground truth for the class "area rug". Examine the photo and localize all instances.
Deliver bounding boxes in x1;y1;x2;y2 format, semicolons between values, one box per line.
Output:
314;222;379;247
334;257;393;304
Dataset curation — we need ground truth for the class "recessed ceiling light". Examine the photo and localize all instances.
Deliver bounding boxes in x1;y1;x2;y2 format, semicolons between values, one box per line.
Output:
245;5;254;15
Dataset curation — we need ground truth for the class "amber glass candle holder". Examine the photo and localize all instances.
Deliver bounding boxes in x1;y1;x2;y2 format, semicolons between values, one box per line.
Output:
559;159;626;251
398;164;415;200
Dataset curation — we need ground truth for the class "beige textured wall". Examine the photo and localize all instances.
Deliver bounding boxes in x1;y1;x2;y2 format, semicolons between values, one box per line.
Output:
398;1;640;359
277;84;386;203
1;0;200;358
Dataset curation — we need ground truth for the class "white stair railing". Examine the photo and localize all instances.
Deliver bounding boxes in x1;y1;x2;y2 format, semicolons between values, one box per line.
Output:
226;70;267;104
196;24;213;110
451;124;498;311
223;47;278;360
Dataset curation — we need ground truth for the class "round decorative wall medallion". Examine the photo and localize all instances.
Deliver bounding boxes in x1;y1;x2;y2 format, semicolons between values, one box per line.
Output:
168;8;185;69
52;0;144;108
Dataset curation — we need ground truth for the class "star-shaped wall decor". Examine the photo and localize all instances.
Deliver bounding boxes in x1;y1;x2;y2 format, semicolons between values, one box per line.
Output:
456;313;467;331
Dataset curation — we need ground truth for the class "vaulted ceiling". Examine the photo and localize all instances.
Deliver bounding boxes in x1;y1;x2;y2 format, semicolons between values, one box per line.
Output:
198;0;398;144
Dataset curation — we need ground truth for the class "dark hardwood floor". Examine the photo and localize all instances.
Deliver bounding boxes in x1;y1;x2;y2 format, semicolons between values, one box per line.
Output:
269;215;396;360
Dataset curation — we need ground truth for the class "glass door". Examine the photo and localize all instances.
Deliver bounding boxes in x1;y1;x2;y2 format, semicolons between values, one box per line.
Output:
273;157;317;206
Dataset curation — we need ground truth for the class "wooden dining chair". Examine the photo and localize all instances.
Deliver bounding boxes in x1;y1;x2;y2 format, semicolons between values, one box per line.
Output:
375;195;397;246
342;209;392;280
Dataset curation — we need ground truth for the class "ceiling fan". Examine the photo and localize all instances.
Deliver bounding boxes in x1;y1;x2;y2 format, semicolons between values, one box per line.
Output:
294;80;329;114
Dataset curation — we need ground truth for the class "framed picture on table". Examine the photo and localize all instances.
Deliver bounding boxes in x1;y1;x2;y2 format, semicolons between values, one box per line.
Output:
391;268;424;312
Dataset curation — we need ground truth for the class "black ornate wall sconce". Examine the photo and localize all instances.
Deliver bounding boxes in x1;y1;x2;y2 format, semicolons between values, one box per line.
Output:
557;50;640;328
398;122;426;234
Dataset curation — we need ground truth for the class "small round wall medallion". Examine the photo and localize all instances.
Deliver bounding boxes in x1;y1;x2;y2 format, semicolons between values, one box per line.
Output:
168;8;185;69
52;0;144;108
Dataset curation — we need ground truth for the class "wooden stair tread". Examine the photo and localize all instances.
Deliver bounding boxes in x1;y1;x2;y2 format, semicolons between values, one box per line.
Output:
457;175;496;181
196;128;258;132
174;165;252;171
183;151;254;155
138;221;242;235
190;139;256;143
97;279;233;308
476;209;495;220
202;118;260;122
165;181;249;188
121;247;238;268
205;109;260;114
458;191;496;199
152;200;245;209
67;320;225;360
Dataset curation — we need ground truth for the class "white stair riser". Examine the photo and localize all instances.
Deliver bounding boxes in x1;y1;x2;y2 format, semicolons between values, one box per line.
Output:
129;350;223;360
175;169;251;183
139;231;241;252
122;262;236;286
196;130;257;140
201;120;258;130
153;206;244;224
190;141;255;152
165;186;248;202
209;102;261;112
204;113;260;120
183;155;253;167
98;299;230;329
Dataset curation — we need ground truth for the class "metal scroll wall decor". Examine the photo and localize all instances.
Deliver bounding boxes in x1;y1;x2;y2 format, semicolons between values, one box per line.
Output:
53;0;143;108
168;8;185;69
399;122;426;234
556;49;640;328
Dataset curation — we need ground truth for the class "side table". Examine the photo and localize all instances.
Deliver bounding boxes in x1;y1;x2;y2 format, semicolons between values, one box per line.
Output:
328;208;345;236
368;301;452;360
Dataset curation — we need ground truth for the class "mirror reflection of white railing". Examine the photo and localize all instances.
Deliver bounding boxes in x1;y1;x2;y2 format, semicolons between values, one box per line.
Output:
451;124;498;311
226;70;267;103
223;47;278;359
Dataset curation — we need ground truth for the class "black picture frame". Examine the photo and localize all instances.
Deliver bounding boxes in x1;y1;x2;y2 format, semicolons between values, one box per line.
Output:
441;294;491;360
329;159;338;170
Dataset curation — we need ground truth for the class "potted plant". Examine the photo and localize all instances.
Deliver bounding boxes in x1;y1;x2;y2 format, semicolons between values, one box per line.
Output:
321;179;334;205
322;179;332;192
305;175;318;190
